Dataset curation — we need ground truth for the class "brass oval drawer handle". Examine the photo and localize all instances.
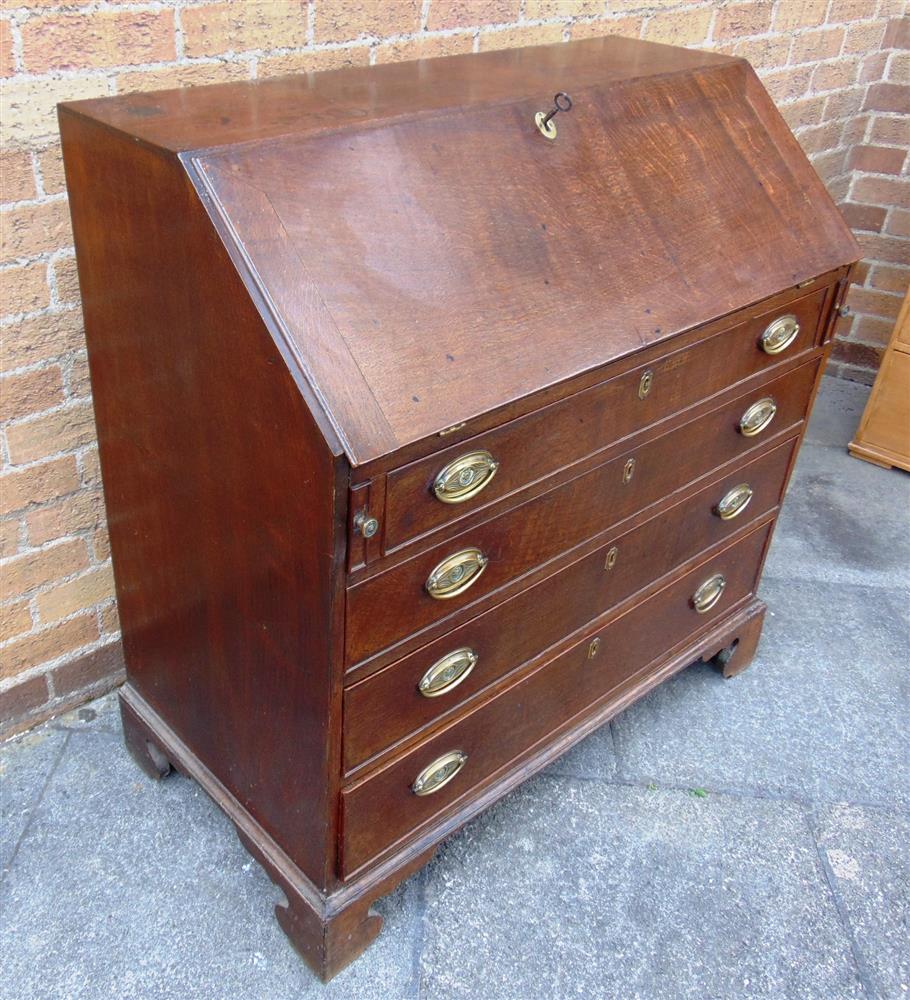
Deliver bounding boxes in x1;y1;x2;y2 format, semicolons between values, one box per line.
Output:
692;573;726;614
412;750;467;796
715;483;754;521
432;450;499;504
761;314;799;355
418;648;477;698
426;547;488;600
739;396;777;437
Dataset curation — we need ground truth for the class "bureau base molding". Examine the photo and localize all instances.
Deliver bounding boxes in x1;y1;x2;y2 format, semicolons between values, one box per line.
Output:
118;598;766;982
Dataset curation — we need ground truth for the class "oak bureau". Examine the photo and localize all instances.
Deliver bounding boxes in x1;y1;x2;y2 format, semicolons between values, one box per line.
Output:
60;35;859;981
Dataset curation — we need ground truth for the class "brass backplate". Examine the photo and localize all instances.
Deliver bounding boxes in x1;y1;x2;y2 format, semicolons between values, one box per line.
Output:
739;397;777;437
425;547;488;600
761;314;799;355
412;750;468;796
716;483;754;520
693;573;726;614
433;450;499;504
418;648;477;698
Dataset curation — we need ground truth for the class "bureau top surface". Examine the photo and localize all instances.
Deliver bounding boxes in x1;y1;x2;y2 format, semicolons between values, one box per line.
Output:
63;36;858;466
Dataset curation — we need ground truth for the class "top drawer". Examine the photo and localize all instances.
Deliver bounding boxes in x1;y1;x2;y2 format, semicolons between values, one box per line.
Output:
383;287;827;551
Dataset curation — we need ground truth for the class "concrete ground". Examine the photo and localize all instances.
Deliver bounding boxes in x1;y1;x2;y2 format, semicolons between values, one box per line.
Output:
1;376;908;1000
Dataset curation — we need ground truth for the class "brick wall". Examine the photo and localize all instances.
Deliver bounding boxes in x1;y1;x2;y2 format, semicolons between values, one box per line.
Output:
1;0;908;738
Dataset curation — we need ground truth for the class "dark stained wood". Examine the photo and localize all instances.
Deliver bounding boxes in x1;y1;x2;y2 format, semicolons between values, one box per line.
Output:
382;287;826;552
341;522;772;876
344;436;797;772
59;110;346;890
60;34;860;982
346;358;819;665
58;35;737;154
190;59;856;465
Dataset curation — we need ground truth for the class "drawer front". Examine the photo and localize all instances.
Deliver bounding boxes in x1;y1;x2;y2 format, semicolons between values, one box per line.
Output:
344;437;796;770
341;522;772;876
383;288;827;550
346;358;818;665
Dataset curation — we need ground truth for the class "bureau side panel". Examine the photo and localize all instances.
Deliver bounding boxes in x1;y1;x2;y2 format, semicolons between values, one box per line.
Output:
59;111;345;888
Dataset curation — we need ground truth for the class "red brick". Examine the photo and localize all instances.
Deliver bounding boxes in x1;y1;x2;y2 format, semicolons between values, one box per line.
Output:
852;314;897;346
0;261;51;316
0;150;35;202
0;675;50;733
811;58;860;93
0;367;65;422
1;19;15;77
0;310;86;373
847;286;904;320
1;537;90;599
427;0;519;30
0;600;32;642
25;489;105;546
0;200;73;265
0;456;80;516
842;20;886;55
868;264;910;293
852;176;910;211
840;202;888;232
182;1;309;57
863;83;910;113
869;116;910;145
811;148;849;184
0;612;98;682
848;145;908;175
5;400;98;464
822;88;864;122
761;66;813;103
51;639;124;698
0;517;20;558
886;209;910;238
860;50;889;84
713;1;772;40
883;16;910;49
828;0;879;19
858;232;910;266
315;0;420;42
21;10;175;73
796;121;842;155
780;96;826;130
790;27;844;65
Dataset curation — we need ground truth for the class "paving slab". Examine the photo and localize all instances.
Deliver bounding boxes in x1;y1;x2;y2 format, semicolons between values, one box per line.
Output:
0;724;68;877
0;699;421;1000
802;375;871;449
611;577;910;810
419;778;865;1000
811;802;910;1000
765;439;910;589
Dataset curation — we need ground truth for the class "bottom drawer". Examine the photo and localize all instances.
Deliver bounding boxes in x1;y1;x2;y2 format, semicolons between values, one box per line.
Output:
340;521;772;876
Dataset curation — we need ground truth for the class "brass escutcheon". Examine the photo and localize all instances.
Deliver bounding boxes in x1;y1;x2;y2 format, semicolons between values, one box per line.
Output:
605;545;619;570
426;547;488;600
587;637;601;659
412;750;467;796
638;369;654;399
418;648;477;698
715;483;754;520
433;450;499;504
739;397;777;437
623;457;636;484
761;314;799;355
692;573;726;614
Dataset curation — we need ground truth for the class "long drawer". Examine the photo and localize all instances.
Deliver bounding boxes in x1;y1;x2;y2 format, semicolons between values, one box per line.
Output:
341;521;773;877
382;287;827;551
344;436;796;770
346;357;818;665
